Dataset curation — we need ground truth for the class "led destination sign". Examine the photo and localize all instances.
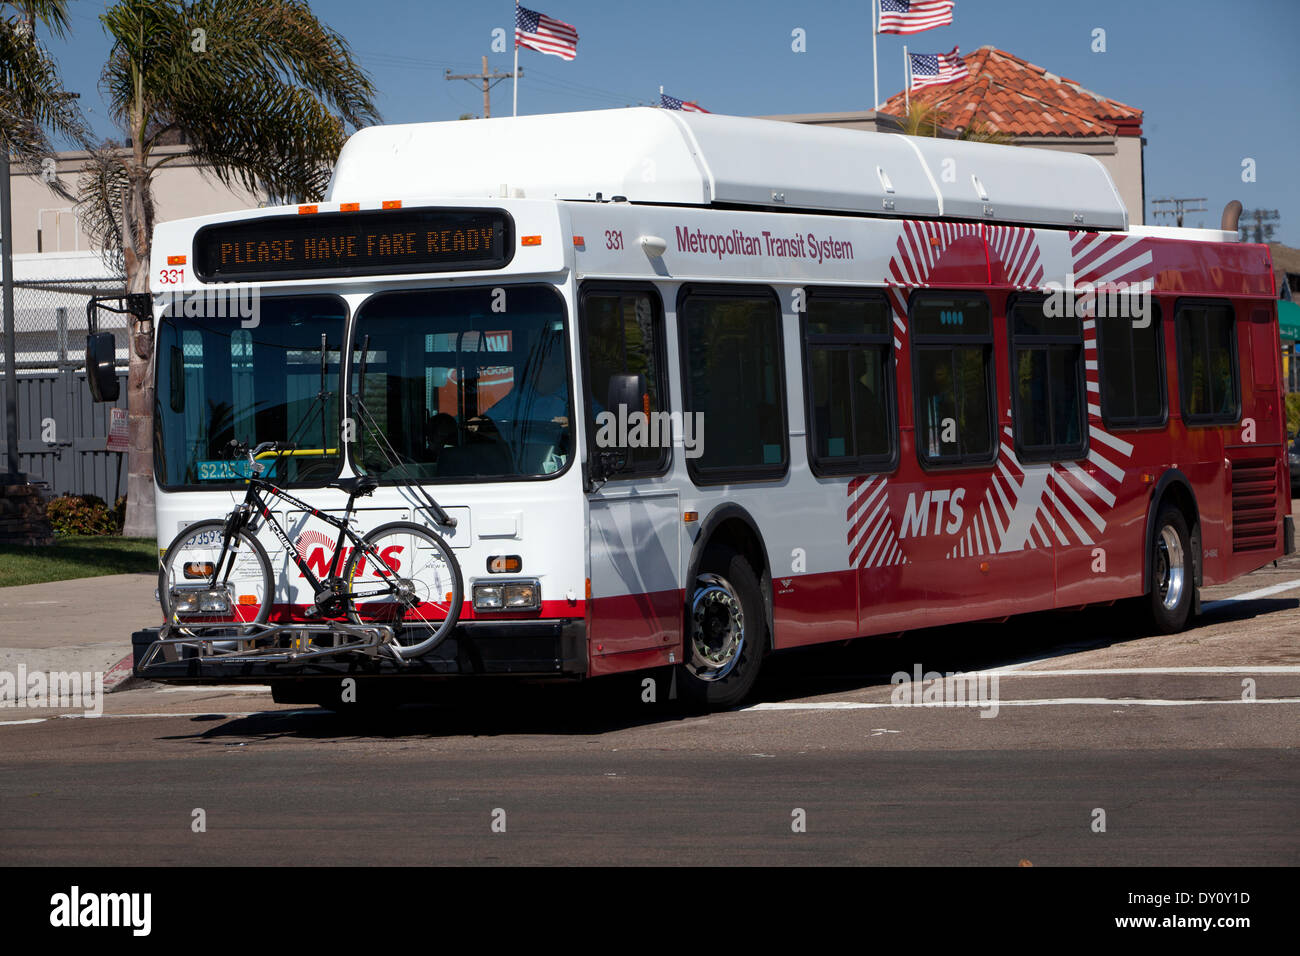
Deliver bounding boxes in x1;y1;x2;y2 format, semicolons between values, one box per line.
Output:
193;207;513;281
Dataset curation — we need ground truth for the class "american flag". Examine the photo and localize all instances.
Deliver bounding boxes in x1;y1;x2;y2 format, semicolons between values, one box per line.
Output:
661;92;709;113
515;5;578;61
909;46;969;89
878;0;955;35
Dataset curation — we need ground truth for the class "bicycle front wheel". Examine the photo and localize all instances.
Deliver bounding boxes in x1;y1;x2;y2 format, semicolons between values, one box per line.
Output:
345;521;463;658
158;519;274;627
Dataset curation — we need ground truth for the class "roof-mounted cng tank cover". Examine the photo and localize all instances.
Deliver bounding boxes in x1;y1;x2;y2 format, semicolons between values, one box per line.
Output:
325;107;1129;231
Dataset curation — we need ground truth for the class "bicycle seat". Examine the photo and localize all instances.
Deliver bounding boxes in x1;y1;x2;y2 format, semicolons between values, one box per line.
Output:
328;475;379;498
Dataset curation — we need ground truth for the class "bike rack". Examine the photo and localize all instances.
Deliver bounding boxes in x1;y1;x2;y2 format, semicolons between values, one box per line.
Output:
138;620;400;671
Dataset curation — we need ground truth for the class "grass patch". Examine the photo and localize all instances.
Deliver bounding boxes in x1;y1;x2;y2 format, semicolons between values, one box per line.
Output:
0;536;157;588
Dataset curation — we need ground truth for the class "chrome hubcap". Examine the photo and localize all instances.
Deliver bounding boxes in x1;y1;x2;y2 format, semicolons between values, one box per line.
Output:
1156;525;1185;612
687;573;744;681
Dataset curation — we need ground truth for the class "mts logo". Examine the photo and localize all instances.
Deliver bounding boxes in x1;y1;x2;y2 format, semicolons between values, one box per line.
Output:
900;489;966;538
293;530;402;578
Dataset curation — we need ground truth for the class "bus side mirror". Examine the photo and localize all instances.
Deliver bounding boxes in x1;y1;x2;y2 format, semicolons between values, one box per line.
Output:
85;332;120;403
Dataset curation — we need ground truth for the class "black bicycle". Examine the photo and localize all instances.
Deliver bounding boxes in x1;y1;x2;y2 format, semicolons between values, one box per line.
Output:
158;441;463;659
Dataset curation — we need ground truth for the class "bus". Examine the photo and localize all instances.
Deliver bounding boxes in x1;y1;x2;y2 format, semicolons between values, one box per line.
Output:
95;108;1293;709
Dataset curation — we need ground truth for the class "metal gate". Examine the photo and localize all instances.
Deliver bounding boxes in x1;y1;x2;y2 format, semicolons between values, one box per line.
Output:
0;275;130;499
0;367;130;500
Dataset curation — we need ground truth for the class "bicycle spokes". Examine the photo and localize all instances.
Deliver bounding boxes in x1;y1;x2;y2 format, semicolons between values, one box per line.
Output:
162;525;272;625
348;527;459;643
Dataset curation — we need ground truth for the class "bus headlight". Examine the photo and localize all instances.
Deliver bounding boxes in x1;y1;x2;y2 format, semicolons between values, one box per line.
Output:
473;580;540;612
504;582;539;609
472;584;503;610
198;589;232;613
170;588;202;614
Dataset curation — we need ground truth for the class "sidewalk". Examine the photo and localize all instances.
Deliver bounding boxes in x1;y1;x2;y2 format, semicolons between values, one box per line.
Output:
0;573;158;682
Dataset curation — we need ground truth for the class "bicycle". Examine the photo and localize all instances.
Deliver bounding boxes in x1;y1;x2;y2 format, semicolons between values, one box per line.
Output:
157;441;463;659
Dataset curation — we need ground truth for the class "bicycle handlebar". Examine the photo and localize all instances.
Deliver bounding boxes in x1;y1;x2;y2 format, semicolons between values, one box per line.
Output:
226;440;297;467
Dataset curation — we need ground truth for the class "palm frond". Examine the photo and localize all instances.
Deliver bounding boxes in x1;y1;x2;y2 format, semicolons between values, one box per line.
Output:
0;14;87;195
1;1;73;38
73;147;141;274
899;100;949;138
958;120;1016;146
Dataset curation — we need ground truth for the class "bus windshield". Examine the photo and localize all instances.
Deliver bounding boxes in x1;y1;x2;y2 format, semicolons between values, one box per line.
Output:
350;284;573;482
154;296;346;488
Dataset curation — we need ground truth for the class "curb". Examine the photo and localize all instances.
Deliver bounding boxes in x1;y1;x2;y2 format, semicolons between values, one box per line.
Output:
103;652;136;693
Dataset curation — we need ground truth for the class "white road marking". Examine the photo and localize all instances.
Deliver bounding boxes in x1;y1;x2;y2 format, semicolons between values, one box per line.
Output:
980;665;1300;677
744;697;1300;711
155;685;272;693
1202;578;1300;611
0;718;48;726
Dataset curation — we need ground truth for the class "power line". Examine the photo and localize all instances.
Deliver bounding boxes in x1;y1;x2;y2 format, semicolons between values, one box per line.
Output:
444;56;519;119
1151;197;1207;229
1240;208;1280;244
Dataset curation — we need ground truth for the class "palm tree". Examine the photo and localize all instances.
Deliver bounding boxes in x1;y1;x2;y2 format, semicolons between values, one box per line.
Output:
1;2;85;479
899;101;949;138
0;1;84;177
897;101;1018;147
957;120;1016;146
75;0;380;536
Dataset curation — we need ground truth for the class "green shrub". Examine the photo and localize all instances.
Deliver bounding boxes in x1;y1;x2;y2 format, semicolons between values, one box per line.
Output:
1286;392;1300;438
45;494;120;536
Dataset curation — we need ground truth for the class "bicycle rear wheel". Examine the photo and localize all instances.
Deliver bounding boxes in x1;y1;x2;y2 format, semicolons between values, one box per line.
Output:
158;519;274;627
345;521;463;658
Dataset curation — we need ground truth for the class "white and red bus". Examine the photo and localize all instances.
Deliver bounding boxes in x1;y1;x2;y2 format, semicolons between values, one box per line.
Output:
103;109;1292;708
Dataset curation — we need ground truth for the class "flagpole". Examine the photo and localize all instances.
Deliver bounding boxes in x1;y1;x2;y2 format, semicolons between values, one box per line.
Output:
904;45;910;114
513;0;519;116
872;0;879;110
659;84;664;108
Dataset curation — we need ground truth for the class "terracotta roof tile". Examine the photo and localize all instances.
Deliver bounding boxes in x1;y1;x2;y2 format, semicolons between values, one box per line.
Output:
881;46;1142;137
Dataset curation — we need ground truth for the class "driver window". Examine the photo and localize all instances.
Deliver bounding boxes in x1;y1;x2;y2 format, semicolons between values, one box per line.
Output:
580;286;669;476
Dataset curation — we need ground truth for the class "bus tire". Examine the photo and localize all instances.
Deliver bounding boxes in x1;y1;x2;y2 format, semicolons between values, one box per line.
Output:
1146;504;1194;634
678;549;767;709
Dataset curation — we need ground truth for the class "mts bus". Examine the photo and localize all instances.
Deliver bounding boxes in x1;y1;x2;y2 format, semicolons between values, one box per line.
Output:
99;109;1293;708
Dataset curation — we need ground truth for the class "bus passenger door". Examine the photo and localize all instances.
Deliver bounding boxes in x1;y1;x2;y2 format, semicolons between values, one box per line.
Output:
588;490;681;674
579;284;683;676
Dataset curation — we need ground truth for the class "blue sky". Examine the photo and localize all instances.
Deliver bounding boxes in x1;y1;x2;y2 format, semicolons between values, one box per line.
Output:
43;0;1300;243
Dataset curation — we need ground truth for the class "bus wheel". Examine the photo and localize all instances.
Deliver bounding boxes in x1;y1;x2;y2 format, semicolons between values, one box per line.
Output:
1147;505;1194;634
678;550;767;709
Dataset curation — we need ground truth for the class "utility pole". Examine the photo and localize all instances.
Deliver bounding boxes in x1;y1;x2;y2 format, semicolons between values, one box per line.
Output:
1;149;19;481
1239;208;1280;244
1151;197;1208;228
444;56;520;119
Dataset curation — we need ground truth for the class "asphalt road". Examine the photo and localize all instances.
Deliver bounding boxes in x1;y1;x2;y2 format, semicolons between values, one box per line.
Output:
2;556;1298;866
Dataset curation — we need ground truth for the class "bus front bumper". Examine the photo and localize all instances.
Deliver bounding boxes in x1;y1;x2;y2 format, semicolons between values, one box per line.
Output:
132;620;587;681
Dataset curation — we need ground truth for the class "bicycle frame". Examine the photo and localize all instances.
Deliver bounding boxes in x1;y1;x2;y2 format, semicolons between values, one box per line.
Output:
209;476;397;609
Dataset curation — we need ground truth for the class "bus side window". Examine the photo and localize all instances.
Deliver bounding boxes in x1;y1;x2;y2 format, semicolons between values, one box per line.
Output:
802;290;896;475
909;293;996;467
579;285;669;477
1176;301;1239;425
679;286;788;483
1009;295;1087;461
1097;300;1165;429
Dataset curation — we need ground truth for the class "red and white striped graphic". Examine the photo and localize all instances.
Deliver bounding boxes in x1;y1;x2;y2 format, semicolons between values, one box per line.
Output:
857;222;1147;561
1067;231;1155;321
985;224;1045;289
848;475;908;568
949;424;1135;557
883;219;983;349
947;230;1152;556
